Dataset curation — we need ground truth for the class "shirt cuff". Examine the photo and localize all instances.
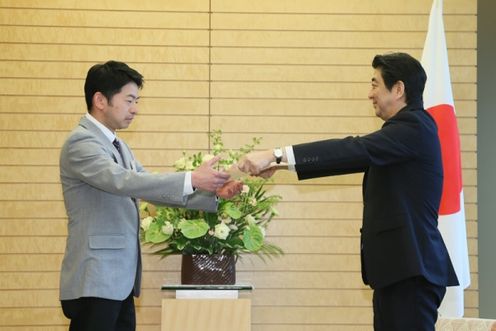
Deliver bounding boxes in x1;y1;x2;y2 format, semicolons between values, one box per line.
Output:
183;171;195;196
285;146;296;172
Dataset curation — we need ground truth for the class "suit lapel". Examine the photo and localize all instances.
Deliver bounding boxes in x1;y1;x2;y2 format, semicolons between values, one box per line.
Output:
79;117;138;208
78;117;126;167
118;141;133;170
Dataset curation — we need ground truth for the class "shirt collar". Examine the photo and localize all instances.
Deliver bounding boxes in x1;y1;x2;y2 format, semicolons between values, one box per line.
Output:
85;113;116;143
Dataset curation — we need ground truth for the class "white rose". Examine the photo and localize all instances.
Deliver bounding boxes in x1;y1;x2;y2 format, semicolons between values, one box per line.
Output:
141;216;153;231
214;223;230;240
161;221;174;235
241;185;250;194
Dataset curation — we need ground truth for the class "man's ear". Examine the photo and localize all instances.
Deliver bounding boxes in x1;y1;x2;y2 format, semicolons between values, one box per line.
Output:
394;80;406;101
92;92;107;111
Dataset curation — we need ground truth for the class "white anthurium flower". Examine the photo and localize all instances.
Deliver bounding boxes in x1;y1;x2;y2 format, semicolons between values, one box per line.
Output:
174;157;187;170
202;154;215;163
161;221;174;235
245;214;256;225
177;218;187;227
141;216;153;231
241;185;250;194
214;223;230;240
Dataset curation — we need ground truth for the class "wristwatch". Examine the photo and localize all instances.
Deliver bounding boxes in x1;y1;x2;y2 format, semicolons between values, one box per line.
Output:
273;148;283;164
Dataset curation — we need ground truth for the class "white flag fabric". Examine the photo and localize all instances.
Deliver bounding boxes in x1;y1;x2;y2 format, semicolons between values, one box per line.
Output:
421;0;471;317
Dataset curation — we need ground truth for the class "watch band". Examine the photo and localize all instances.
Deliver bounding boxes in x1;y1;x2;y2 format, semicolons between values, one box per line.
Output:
273;148;283;164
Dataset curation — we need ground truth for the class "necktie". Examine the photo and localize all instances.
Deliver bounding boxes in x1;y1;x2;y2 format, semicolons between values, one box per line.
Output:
113;138;123;157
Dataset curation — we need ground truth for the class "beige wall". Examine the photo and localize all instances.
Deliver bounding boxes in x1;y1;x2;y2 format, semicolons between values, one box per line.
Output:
0;0;477;330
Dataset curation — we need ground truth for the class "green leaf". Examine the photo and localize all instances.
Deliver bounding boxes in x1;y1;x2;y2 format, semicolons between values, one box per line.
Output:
224;202;242;219
145;222;170;244
175;237;188;251
204;211;219;225
243;224;264;252
178;219;209;239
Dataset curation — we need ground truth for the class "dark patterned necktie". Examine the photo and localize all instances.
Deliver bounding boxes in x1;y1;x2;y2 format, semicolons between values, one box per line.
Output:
112;138;123;157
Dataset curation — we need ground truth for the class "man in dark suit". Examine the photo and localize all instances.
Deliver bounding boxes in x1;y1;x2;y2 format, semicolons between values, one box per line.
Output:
238;52;459;330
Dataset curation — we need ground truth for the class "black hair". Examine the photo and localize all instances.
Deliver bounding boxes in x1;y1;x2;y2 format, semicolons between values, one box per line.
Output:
84;60;144;111
372;52;426;106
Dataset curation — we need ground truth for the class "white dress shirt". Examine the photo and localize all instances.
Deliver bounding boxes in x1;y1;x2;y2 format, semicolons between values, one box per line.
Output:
284;146;296;171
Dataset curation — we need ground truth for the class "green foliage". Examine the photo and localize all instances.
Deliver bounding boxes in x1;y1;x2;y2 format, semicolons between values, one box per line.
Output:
144;222;169;243
178;219;209;239
140;130;283;259
243;224;264;251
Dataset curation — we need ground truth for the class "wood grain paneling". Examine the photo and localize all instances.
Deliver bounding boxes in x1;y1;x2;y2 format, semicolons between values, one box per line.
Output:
210;0;476;14
0;44;210;63
0;0;478;330
211;48;476;66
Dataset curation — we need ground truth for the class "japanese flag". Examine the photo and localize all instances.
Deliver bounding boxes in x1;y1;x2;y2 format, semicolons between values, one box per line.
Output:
421;0;471;317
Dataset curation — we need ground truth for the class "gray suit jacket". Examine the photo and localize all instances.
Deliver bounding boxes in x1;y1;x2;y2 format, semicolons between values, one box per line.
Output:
59;116;217;301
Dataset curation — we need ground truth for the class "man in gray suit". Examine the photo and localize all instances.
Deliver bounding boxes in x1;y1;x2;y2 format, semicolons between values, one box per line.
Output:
59;60;239;331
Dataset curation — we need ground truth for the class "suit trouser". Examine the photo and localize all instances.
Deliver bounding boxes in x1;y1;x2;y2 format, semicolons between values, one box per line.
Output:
61;291;135;331
373;276;446;331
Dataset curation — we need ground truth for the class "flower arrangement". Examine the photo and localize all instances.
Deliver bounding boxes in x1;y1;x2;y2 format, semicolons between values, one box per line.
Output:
139;130;283;259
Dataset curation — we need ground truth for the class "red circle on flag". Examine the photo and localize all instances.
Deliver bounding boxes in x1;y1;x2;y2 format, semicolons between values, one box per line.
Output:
427;104;463;215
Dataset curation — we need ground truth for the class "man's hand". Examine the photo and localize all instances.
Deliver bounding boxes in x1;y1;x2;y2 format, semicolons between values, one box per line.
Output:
191;155;230;192
238;150;275;176
216;180;243;199
258;167;277;179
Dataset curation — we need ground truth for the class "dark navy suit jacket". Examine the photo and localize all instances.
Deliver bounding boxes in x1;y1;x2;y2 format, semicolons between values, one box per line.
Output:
293;104;459;289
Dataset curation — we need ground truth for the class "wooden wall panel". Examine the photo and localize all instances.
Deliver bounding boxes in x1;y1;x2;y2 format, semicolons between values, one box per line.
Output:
211;65;476;83
0;62;209;80
0;0;478;330
0;44;210;63
0;8;209;29
211;30;476;48
211;12;476;31
0;0;209;11
211;48;476;66
211;0;476;14
0;96;210;115
0;26;209;46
